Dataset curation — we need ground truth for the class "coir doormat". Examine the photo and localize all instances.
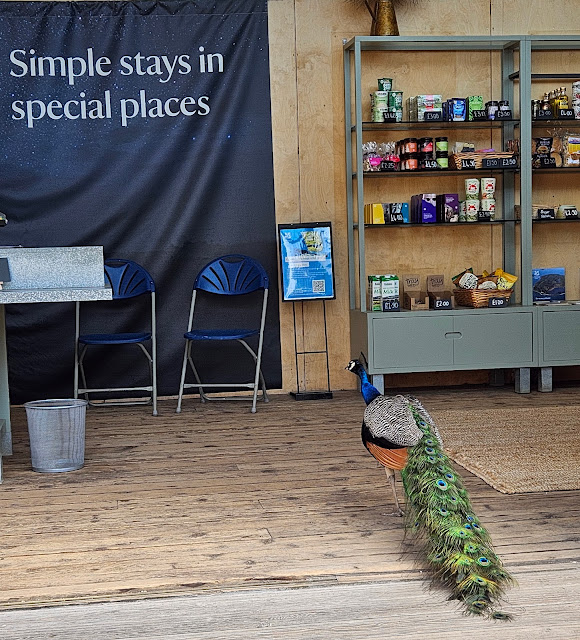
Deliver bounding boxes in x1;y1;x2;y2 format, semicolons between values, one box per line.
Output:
430;405;580;494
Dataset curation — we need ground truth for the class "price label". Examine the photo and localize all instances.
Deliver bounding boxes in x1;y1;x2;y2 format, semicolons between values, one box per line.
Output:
383;111;399;122
382;298;400;312
478;211;492;221
496;109;513;120
433;298;452;310
538;208;555;219
380;160;397;171
557;108;575;120
538;156;557;168
536;110;554;120
488;297;508;308
461;158;477;169
424;111;443;121
389;213;404;223
423;159;438;170
471;110;488;121
564;208;579;219
481;155;518;169
502;155;518;167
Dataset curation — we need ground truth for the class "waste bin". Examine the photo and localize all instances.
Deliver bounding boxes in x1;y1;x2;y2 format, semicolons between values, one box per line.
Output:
24;399;88;472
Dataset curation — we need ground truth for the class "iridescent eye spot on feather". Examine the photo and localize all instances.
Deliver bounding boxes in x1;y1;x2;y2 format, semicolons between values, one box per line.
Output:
436;479;449;490
477;557;491;567
465;543;478;554
472;523;482;532
425;447;435;454
427;456;438;464
445;472;455;482
474;576;487;586
464;523;472;530
419;420;426;426
439;508;449;516
425;439;435;446
466;515;475;522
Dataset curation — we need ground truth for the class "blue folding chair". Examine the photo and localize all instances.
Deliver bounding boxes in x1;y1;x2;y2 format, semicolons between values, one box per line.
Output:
74;259;158;416
176;254;269;414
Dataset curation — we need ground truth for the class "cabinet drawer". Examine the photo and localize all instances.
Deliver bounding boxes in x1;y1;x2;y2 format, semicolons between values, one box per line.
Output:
541;309;580;363
371;315;454;371
453;312;534;367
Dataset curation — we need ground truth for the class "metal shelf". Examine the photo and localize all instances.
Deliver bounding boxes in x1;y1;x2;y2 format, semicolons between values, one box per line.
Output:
355;220;518;228
509;72;580;81
356;120;518;131
532;167;580;173
358;168;518;178
514;119;580;127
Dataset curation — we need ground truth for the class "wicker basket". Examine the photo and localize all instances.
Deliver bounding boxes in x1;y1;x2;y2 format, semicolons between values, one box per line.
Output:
453;288;513;308
449;152;517;170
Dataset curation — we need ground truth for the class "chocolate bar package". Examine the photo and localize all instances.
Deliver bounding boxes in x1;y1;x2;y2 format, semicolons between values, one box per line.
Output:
436;193;460;222
411;193;436;223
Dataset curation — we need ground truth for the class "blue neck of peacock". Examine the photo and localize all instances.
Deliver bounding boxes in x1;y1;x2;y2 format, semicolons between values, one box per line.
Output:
358;368;381;405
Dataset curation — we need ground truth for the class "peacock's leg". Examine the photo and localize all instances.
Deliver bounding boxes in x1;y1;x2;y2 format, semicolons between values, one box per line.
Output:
384;466;404;517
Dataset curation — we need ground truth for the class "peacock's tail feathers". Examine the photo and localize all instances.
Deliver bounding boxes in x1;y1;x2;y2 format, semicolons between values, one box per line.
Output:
401;403;515;620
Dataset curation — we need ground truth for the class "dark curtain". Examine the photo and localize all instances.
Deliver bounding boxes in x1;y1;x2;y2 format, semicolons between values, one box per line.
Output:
0;0;281;403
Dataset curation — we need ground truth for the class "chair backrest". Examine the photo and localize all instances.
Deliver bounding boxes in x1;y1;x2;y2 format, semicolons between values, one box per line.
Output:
105;259;155;299
194;255;268;295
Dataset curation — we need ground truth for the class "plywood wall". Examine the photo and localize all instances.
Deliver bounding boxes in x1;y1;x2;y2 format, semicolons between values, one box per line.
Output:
269;0;580;392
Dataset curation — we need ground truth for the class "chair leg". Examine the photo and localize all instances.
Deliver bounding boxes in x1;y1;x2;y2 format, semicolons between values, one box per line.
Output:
238;341;269;404
238;340;268;412
187;351;208;402
176;341;190;413
78;345;90;403
136;343;156;416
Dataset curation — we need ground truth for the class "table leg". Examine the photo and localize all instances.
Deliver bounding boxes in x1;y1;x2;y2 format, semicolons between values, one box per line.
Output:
0;306;12;456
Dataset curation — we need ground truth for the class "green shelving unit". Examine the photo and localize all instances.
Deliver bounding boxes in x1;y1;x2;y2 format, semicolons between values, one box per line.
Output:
344;35;580;393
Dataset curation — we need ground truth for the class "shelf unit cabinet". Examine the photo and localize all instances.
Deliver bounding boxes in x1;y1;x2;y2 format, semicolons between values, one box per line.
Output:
527;36;580;390
351;306;535;374
343;35;578;393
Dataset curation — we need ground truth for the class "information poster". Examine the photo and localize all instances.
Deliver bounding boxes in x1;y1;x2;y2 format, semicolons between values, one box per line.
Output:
278;223;335;301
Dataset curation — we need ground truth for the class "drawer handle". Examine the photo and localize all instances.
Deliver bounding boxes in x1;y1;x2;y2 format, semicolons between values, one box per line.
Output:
445;332;463;340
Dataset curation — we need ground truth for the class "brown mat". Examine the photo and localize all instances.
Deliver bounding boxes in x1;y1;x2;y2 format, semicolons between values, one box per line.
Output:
430;405;580;494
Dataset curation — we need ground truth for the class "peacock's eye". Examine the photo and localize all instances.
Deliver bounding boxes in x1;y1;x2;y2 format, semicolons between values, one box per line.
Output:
425;447;435;454
477;557;490;566
436;479;449;490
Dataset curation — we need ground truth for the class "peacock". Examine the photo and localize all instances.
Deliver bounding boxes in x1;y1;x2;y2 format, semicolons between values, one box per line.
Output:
347;358;516;619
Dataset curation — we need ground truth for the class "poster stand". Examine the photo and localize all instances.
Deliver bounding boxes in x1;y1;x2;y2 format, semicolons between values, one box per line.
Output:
290;300;333;401
278;222;335;401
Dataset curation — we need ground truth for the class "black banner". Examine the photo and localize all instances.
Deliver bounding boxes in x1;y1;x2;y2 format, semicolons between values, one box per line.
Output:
0;0;281;403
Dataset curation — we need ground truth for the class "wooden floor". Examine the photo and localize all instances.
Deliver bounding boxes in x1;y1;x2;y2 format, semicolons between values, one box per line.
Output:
1;386;579;636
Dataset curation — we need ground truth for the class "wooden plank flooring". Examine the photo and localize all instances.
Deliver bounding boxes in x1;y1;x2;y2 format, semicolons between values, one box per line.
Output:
1;572;580;640
1;386;579;633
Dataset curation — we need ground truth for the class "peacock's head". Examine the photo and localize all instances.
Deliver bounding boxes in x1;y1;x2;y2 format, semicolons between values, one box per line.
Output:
346;359;364;374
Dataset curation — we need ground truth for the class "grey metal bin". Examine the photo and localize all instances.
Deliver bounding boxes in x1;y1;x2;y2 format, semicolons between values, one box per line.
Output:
24;399;88;472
